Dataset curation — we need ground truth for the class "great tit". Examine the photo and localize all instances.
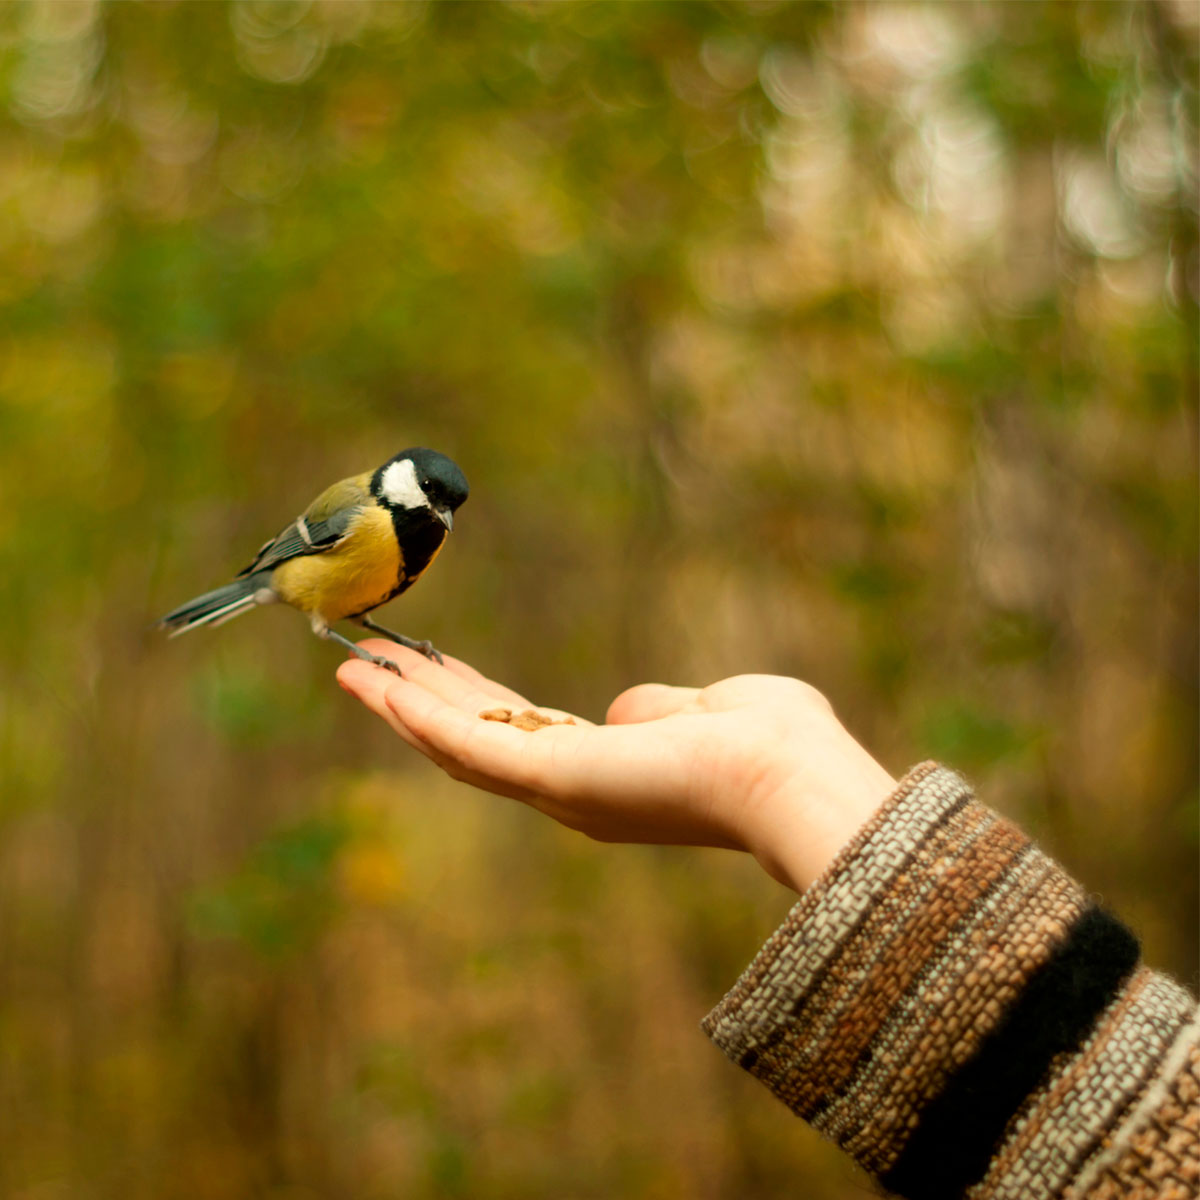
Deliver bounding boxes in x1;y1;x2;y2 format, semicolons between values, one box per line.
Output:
158;447;469;675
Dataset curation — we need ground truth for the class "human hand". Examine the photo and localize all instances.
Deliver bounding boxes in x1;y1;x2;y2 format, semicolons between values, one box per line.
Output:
336;644;896;892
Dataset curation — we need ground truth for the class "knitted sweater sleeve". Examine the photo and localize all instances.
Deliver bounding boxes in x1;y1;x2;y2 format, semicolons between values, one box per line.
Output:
701;763;1200;1200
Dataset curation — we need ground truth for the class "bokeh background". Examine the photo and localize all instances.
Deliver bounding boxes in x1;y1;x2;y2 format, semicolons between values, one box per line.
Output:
0;2;1196;1197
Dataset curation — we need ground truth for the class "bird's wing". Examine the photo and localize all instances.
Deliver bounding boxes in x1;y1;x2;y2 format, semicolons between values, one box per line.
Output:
235;473;373;578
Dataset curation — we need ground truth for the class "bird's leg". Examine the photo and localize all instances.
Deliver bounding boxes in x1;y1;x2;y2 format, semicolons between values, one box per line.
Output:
356;616;444;665
315;623;403;676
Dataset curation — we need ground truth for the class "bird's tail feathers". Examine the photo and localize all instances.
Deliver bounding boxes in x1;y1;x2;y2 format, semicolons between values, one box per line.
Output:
157;577;267;637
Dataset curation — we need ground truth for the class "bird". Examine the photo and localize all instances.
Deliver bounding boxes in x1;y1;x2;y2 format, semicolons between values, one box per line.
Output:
157;447;469;675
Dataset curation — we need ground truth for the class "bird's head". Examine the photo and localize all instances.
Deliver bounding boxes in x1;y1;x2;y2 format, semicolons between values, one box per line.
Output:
372;448;469;531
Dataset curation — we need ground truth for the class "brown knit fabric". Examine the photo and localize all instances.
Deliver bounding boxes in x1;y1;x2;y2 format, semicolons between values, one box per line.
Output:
702;764;1200;1199
972;969;1196;1199
1071;1022;1200;1200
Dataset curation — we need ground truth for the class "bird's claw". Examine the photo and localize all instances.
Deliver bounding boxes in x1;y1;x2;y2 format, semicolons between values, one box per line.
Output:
357;620;443;665
370;655;403;677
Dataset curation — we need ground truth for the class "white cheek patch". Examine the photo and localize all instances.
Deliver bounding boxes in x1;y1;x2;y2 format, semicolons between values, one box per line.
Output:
380;458;427;509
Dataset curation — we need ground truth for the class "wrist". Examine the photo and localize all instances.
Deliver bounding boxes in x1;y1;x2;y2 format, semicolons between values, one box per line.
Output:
741;735;897;893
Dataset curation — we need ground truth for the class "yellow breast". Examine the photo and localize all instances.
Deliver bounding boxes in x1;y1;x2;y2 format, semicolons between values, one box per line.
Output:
271;505;402;623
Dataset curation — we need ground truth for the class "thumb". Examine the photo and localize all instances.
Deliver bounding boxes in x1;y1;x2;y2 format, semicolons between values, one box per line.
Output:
606;683;700;725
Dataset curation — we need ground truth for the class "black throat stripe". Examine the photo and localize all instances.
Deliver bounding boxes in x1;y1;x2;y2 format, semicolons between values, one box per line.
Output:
881;903;1140;1200
387;508;446;596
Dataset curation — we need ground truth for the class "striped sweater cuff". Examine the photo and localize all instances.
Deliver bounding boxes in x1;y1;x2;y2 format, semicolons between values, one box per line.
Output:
701;763;1198;1198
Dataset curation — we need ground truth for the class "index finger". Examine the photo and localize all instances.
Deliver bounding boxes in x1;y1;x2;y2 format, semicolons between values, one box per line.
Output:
383;676;581;796
352;641;530;715
436;653;534;710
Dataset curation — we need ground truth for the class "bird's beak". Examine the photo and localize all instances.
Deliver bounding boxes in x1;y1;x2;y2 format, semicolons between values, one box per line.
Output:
435;506;454;532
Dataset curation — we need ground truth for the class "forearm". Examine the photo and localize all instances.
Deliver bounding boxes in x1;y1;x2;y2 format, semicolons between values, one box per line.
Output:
703;763;1200;1199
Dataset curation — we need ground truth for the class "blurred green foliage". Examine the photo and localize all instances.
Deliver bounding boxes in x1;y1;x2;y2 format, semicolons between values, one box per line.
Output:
0;1;1196;1197
188;813;351;957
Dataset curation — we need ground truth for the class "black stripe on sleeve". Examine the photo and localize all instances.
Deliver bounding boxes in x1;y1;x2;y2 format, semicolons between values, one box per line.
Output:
880;903;1140;1200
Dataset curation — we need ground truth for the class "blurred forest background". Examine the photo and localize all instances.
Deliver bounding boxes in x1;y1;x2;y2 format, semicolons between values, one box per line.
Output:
0;1;1196;1197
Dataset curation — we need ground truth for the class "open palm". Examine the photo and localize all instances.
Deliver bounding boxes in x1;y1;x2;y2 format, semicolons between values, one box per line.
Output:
337;644;895;891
